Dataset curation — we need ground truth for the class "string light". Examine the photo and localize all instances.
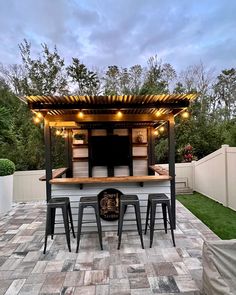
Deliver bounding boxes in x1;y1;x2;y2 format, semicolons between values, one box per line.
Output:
55;129;61;136
154;130;159;136
181;110;190;119
33;116;40;124
159;126;165;133
36;112;43;119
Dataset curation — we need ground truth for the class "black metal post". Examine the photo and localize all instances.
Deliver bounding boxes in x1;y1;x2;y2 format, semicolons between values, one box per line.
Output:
65;129;73;177
168;115;176;228
44;119;52;202
147;127;155;175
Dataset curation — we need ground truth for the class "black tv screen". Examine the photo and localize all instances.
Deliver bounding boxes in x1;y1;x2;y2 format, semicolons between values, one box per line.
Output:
90;135;130;166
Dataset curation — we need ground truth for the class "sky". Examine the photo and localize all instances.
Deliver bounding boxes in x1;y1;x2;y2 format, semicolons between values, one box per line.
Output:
0;0;235;73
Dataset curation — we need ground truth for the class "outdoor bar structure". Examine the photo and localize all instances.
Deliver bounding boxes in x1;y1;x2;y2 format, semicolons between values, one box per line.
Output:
26;94;197;231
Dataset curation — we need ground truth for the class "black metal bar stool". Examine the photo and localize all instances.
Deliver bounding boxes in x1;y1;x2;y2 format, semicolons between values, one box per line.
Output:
76;196;103;253
144;193;175;248
118;194;144;250
43;197;75;254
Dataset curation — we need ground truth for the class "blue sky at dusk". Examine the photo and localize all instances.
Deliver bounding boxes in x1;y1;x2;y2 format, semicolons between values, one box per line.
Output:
0;0;235;72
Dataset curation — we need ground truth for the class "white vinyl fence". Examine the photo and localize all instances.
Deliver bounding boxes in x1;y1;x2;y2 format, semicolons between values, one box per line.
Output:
12;145;236;211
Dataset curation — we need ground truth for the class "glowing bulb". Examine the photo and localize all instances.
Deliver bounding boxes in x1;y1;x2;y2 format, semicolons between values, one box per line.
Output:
155;111;161;117
154;130;159;136
78;111;84;118
182;110;190;119
117;111;122;118
55;129;61;136
36;112;43;119
159;126;165;133
33;116;40;124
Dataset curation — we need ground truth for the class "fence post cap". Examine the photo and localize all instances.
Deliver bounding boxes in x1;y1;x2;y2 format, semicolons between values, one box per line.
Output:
221;144;229;148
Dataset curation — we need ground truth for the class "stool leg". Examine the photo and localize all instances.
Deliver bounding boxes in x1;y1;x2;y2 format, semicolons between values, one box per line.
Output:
162;203;167;234
144;200;150;234
76;205;84;253
50;207;56;239
118;204;125;250
150;202;156;248
44;206;52;254
94;204;103;250
68;203;76;238
134;203;144;249
62;206;71;252
167;203;176;247
118;205;127;236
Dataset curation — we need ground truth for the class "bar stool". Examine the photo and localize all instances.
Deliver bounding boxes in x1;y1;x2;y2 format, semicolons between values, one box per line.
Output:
76;197;103;253
144;193;176;248
118;195;144;250
43;197;75;254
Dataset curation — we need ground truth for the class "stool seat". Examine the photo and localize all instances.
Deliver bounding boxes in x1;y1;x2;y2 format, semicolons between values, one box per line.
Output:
145;193;175;248
48;197;70;205
118;194;144;250
44;197;75;254
120;195;139;202
80;196;98;203
148;194;169;201
76;196;103;253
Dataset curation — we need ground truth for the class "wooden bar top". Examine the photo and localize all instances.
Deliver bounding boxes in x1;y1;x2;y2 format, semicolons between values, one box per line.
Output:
39;167;68;181
50;175;171;185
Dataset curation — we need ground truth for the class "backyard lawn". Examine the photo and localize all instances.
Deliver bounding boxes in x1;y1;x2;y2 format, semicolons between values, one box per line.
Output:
177;192;236;240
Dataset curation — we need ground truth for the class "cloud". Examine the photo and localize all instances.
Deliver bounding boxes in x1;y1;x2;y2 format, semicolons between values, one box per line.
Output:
0;0;235;73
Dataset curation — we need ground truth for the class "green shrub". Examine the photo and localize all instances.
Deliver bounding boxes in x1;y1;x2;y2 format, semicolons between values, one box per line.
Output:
0;159;15;176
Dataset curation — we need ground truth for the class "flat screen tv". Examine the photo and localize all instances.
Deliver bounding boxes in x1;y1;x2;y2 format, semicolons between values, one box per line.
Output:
90;135;130;166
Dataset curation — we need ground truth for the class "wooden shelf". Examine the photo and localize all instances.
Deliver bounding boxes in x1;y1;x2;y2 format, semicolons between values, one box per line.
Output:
132;143;148;146
72;144;88;148
73;157;89;162
133;156;148;160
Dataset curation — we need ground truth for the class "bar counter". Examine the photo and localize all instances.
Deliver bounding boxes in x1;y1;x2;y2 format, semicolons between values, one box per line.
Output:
50;175;171;185
51;175;172;231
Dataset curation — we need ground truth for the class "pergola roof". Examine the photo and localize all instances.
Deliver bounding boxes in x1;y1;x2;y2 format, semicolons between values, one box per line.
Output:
26;94;197;128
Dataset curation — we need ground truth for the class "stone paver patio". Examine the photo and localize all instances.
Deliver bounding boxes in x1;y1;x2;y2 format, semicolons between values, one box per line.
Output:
0;201;219;295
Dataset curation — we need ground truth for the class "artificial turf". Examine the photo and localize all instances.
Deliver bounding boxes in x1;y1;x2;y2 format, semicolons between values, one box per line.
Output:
177;192;236;240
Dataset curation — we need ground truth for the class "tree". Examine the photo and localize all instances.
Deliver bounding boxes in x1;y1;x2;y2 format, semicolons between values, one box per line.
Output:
103;65;120;95
18;39;68;95
67;58;100;95
213;68;236;121
140;56;174;94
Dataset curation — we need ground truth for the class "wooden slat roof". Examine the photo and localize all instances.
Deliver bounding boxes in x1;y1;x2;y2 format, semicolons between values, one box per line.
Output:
26;94;197;117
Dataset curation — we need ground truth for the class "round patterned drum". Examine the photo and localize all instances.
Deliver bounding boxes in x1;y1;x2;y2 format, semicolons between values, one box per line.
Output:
98;188;123;221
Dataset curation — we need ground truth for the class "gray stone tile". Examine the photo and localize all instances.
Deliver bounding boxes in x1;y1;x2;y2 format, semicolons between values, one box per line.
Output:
74;285;95;295
18;283;43;295
0;201;218;295
5;278;26;295
64;271;85;287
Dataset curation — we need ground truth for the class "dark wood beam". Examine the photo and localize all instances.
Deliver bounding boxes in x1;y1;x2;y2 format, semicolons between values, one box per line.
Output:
44;120;52;202
29;101;189;111
65;129;73;177
46;114;170;123
147;127;156;175
168;114;176;229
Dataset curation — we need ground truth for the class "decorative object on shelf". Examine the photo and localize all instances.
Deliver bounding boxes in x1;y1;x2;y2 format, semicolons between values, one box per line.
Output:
74;133;86;144
136;131;144;143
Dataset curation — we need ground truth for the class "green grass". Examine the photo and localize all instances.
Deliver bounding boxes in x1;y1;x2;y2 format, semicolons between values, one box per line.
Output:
177;192;236;240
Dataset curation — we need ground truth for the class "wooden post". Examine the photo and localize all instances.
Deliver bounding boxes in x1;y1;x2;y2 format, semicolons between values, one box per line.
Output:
66;129;73;177
148;127;155;175
44;119;52;202
168;114;176;228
